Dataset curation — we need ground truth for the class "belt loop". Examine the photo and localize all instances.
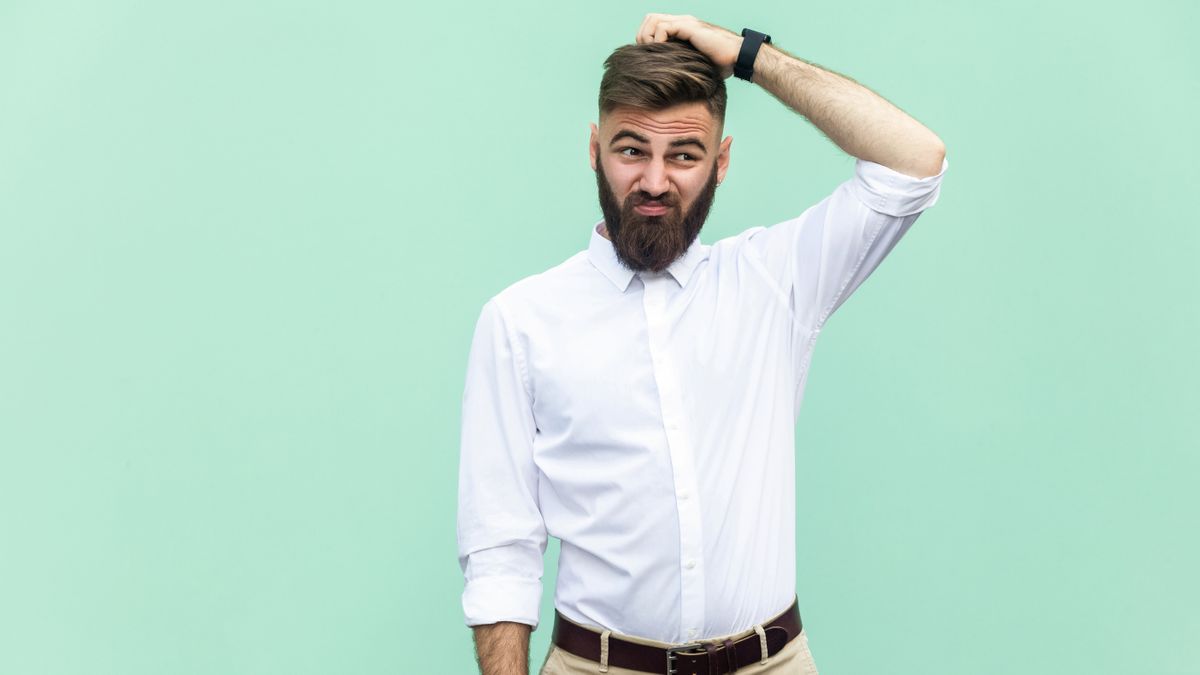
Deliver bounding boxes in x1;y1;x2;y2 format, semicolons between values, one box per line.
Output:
598;629;611;673
753;624;769;664
722;638;738;672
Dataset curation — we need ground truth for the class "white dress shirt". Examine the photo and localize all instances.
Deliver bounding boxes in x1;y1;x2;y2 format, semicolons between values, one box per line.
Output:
457;155;949;644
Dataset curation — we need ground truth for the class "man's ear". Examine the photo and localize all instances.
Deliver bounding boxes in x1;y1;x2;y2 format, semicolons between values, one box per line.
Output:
589;123;600;172
717;135;733;185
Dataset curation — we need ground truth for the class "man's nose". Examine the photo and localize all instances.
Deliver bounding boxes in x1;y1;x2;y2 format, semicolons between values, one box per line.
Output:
636;159;670;198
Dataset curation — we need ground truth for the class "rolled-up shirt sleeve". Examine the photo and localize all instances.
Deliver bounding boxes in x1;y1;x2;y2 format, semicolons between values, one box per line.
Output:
456;297;547;629
741;155;949;334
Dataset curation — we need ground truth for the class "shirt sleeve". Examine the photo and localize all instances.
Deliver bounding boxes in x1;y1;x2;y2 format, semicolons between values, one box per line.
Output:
456;297;548;629
740;155;949;333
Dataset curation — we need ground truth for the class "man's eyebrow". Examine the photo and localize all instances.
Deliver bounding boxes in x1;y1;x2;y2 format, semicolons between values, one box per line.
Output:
668;137;708;153
609;129;708;154
609;129;650;147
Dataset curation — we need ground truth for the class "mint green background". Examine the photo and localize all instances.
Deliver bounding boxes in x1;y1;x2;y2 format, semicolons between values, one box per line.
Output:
2;1;1196;673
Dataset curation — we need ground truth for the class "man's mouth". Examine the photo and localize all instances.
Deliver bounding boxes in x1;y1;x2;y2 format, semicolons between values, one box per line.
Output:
634;202;669;216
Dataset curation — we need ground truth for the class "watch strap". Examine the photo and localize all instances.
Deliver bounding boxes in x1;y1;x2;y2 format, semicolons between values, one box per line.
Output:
735;28;772;81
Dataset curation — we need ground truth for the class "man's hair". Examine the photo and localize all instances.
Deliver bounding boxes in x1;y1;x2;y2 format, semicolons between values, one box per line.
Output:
598;39;727;126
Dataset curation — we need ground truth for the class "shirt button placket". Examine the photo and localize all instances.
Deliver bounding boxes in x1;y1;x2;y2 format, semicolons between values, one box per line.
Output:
641;273;706;641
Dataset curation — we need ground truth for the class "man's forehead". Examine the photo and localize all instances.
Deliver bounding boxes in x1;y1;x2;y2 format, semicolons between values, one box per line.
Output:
599;103;718;140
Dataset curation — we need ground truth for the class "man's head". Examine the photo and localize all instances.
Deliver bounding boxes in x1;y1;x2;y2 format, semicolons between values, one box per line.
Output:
590;39;732;274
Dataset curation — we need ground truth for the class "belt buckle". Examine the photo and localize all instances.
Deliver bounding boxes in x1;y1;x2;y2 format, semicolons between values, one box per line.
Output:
665;641;705;675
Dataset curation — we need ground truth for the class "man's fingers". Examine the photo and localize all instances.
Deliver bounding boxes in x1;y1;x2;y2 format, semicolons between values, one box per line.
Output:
637;14;657;44
638;13;686;44
638;15;700;45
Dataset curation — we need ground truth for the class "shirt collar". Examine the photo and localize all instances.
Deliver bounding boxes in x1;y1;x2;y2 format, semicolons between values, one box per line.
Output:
586;219;706;292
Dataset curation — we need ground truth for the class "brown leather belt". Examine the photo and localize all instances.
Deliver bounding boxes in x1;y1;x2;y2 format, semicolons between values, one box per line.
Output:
551;597;802;675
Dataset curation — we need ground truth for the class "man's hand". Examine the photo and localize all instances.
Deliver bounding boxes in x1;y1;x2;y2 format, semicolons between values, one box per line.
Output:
636;13;742;79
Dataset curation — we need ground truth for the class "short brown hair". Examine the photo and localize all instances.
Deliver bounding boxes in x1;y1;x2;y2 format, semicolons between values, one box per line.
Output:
598;39;727;126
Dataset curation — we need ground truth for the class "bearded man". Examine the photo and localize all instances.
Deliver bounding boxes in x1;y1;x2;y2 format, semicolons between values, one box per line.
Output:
459;13;948;675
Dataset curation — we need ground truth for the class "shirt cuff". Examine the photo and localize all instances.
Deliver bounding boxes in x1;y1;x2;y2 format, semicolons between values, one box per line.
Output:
462;575;542;629
849;154;948;217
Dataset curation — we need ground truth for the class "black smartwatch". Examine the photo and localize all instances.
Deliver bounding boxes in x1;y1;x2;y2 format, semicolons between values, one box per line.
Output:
734;28;772;81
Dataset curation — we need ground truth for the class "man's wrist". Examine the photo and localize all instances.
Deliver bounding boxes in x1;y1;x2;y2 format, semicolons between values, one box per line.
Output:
748;43;787;86
734;28;772;81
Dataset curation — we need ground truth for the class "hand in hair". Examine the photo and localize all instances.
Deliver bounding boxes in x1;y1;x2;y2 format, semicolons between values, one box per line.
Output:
635;14;743;79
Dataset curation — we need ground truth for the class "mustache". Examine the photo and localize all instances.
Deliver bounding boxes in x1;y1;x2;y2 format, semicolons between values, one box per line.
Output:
627;192;677;208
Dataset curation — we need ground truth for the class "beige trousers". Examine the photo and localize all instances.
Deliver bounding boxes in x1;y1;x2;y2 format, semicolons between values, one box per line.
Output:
537;609;819;675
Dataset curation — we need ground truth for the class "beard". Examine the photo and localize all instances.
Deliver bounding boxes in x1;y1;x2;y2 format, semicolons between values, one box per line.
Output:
595;159;719;274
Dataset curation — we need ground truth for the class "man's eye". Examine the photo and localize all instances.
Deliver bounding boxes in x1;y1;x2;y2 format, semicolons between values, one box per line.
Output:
616;148;696;161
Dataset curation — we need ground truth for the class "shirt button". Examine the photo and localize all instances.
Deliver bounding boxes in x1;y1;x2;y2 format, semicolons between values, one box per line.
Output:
686;560;697;569
668;421;679;430
679;491;689;500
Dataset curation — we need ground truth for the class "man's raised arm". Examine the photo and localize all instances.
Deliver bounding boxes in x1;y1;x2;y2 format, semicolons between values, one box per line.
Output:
634;14;946;178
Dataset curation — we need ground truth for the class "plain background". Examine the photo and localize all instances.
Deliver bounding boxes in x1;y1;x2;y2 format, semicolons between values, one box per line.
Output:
2;1;1197;673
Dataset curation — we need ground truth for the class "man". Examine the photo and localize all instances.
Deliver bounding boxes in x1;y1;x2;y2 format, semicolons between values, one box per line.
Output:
458;14;947;675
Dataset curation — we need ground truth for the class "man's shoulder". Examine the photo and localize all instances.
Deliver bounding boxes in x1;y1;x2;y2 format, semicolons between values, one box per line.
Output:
487;249;591;319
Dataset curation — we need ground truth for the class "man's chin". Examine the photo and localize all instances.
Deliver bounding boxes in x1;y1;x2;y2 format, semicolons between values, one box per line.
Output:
623;210;679;228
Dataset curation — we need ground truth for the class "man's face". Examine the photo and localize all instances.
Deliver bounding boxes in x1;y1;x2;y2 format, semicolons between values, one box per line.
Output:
590;102;732;274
